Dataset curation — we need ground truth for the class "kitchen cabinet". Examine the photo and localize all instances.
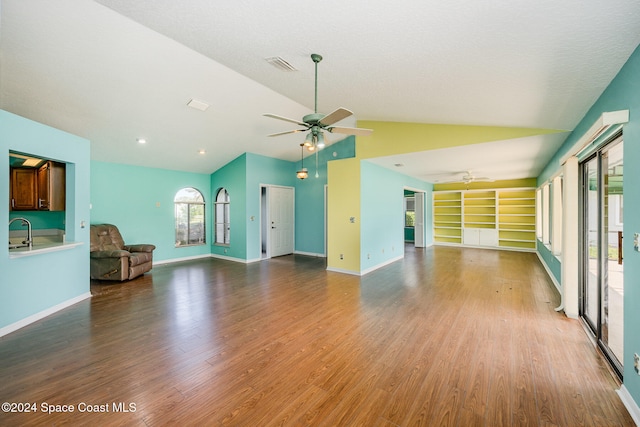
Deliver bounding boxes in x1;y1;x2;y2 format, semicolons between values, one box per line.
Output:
9;161;65;211
37;161;65;211
10;168;38;210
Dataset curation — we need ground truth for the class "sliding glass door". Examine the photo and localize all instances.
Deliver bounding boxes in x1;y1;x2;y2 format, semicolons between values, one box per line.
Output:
580;135;624;378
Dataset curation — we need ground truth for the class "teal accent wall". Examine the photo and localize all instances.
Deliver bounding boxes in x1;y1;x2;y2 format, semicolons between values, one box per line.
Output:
294;136;357;256
210;154;248;260
536;240;561;285
538;44;640;404
360;161;432;272
9;211;65;231
1;110;90;330
246;153;296;260
90;161;211;262
404;227;415;242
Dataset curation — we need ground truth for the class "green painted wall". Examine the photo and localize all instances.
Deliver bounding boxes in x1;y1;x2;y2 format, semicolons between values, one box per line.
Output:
210;154;248;260
245;152;296;261
294;137;356;256
90;161;212;263
360;161;432;273
538;43;640;405
1;110;90;330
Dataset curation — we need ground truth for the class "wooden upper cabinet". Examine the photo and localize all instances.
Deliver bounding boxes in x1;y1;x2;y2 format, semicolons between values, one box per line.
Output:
10;168;38;210
10;161;65;211
37;161;66;211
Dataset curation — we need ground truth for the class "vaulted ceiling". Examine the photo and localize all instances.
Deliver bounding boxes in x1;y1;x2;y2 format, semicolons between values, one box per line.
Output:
2;0;640;178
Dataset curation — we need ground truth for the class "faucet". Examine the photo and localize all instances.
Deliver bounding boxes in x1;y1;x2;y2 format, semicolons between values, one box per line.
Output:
9;217;33;248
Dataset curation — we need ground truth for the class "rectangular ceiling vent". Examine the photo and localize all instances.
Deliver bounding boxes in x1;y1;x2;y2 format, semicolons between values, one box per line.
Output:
265;56;298;72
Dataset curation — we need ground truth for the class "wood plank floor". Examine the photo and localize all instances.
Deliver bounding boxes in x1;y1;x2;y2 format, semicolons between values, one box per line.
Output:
0;246;634;426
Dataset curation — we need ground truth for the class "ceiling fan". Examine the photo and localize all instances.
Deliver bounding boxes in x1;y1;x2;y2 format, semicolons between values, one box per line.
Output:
263;53;372;151
434;171;495;184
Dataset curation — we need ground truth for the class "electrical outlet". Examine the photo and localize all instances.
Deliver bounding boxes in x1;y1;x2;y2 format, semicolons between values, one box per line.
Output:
634;353;640;375
340;253;344;260
634;233;639;251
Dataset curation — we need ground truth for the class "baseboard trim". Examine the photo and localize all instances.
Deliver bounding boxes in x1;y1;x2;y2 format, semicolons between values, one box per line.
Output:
210;253;261;264
535;251;562;295
326;254;404;276
617;385;640;426
0;292;92;338
326;266;361;276
294;251;326;258
361;254;404;276
153;253;211;266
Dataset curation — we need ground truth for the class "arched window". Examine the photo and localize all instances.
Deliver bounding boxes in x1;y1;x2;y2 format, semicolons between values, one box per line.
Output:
215;188;230;245
174;187;205;247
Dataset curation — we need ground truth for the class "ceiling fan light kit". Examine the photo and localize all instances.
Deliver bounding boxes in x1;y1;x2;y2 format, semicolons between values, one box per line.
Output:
264;53;373;178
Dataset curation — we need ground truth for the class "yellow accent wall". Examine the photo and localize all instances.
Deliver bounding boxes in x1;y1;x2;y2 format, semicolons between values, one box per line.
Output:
327;158;361;273
326;121;564;274
357;121;565;159
434;178;537;191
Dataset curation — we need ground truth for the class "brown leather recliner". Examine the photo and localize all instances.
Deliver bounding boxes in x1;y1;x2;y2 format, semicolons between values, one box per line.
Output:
90;224;156;281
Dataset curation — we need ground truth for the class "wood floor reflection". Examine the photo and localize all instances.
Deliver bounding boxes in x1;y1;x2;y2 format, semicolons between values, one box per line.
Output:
0;246;633;426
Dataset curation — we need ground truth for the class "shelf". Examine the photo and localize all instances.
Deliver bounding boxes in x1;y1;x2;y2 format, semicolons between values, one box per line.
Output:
434;188;536;251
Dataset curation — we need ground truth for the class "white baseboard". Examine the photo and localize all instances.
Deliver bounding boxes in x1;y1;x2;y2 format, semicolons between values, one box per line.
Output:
0;292;92;338
294;250;326;258
326;254;404;276
617;385;640;426
535;252;562;295
326;266;361;276
361;254;404;276
153;253;211;266
210;253;261;264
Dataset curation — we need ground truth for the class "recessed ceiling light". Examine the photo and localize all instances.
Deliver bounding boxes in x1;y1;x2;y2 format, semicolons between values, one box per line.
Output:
137;138;147;144
198;149;206;155
187;98;210;111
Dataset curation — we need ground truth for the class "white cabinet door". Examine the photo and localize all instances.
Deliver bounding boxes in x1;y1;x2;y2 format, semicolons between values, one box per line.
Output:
463;228;498;247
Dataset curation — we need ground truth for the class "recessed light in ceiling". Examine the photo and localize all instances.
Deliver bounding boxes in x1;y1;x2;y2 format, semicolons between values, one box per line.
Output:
198;149;206;155
137;138;147;144
265;56;297;72
187;98;210;111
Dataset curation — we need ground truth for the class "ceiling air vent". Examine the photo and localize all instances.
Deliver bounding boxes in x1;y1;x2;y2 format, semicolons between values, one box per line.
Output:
265;56;297;72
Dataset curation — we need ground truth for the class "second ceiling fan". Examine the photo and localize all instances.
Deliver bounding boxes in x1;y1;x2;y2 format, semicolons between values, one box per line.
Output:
264;53;372;151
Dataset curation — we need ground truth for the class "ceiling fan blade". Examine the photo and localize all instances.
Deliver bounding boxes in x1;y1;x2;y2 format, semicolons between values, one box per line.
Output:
263;113;308;127
267;129;306;137
319;108;353;126
327;126;373;136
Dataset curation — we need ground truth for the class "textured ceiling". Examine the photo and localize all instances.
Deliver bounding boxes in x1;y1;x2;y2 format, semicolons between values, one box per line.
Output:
2;0;640;177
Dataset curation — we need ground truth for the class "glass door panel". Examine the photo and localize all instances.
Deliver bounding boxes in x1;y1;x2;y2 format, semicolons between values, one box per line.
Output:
583;157;599;332
580;135;624;378
602;141;624;365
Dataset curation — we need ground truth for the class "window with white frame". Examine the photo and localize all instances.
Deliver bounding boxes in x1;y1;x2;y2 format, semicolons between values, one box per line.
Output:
215;188;230;245
542;184;550;245
174;187;206;247
536;188;543;240
551;176;563;255
404;196;415;227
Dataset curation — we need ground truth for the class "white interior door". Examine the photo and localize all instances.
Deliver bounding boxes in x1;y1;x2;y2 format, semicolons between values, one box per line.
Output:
269;186;294;257
414;192;425;247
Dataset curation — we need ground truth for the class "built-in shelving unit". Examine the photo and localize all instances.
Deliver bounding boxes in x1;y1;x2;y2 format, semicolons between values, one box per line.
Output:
463;190;496;228
497;189;536;250
433;188;536;251
433;191;462;244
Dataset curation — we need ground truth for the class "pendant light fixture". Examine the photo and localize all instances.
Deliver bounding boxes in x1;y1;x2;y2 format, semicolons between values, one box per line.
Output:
296;143;308;180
